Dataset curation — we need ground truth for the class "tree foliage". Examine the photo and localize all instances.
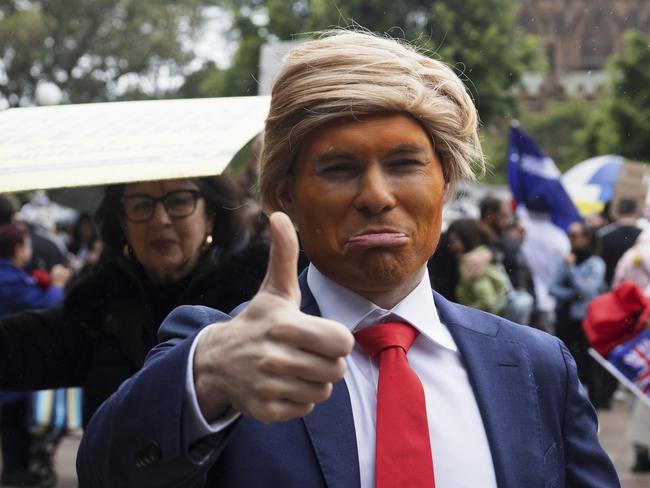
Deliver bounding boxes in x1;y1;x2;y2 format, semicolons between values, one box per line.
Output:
522;98;593;171
0;0;207;106
183;0;541;123
579;30;650;162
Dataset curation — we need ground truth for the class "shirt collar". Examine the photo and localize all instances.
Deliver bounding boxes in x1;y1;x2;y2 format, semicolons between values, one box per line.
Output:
306;264;457;352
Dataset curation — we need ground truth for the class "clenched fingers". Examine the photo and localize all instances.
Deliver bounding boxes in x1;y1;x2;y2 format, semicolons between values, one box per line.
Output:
258;343;347;383
252;376;334;405
266;312;354;359
237;398;316;425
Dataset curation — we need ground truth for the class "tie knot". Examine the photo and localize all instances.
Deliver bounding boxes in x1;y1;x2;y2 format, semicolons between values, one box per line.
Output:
354;322;419;358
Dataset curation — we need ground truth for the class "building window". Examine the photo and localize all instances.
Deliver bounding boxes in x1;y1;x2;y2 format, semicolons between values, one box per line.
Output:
546;43;556;72
580;11;614;70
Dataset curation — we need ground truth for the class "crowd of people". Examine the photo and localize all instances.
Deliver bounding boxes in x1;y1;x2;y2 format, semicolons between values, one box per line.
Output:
0;143;642;487
0;28;645;488
0;176;270;486
3;185;642;486
434;195;650;473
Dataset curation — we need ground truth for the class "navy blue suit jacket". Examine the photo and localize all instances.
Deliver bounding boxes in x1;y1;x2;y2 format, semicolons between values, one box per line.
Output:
77;275;620;487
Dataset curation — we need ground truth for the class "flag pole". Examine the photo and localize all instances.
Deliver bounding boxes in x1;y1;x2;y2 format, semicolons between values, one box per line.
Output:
589;348;650;408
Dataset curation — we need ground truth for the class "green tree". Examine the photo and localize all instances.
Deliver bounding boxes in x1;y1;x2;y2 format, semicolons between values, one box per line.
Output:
0;0;208;106
579;30;650;162
185;0;541;124
522;98;593;171
480;99;594;184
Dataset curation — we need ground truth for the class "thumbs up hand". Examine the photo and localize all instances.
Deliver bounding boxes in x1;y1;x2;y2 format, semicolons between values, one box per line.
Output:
193;212;355;424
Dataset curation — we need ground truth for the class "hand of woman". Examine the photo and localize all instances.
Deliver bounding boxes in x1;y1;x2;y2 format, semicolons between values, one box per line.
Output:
50;264;72;288
461;246;493;279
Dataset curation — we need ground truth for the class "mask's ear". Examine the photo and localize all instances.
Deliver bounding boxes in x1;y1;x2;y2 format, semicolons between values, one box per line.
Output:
443;180;453;202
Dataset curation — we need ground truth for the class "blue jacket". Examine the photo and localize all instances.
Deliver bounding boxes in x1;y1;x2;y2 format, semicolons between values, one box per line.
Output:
0;258;64;403
0;258;63;319
549;255;606;321
77;274;619;487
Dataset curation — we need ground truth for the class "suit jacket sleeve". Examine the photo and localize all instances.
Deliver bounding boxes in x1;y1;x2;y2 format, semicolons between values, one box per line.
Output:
558;340;620;487
77;305;235;488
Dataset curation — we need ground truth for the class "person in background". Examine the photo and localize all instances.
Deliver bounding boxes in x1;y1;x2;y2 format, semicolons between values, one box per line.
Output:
78;30;618;488
505;217;526;246
0;223;70;487
612;226;650;472
66;212;100;269
0;223;69;316
0;195;68;274
549;221;607;408
446;218;508;314
613;225;650;293
591;198;642;411
520;208;571;335
0;196;16;228
479;196;535;300
0;175;268;430
598;197;642;287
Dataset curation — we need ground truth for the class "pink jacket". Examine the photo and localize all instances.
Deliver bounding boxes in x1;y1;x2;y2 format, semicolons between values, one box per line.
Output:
613;226;650;293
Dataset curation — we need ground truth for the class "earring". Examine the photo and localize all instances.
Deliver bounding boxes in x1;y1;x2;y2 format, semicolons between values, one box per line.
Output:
122;244;134;259
202;234;213;250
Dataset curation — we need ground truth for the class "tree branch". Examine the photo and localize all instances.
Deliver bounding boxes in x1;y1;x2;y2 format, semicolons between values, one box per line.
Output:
59;0;122;79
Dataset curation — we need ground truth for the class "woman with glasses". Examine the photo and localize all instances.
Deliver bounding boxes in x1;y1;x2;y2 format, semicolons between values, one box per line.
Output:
0;175;268;433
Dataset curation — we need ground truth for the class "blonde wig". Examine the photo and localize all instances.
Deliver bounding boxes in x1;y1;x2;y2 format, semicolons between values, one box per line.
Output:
259;30;485;213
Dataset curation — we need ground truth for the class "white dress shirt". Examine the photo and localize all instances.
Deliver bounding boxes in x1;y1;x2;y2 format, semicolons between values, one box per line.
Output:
307;265;496;488
186;264;497;487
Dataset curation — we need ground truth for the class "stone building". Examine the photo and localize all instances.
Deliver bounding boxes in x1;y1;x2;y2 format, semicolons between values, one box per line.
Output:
516;0;650;107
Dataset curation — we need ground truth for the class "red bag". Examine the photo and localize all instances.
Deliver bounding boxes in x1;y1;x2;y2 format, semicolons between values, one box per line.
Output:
582;281;650;356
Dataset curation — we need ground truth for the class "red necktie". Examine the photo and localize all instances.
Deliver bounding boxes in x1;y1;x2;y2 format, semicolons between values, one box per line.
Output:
355;322;435;488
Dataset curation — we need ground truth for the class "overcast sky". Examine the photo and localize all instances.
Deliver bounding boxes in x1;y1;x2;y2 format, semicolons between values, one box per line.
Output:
192;6;235;70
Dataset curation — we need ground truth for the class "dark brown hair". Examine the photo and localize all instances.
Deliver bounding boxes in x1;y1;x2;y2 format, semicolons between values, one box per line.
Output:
447;218;489;253
0;222;28;260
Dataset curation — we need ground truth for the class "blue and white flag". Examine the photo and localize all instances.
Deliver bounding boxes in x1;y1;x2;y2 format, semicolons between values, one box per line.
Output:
590;329;650;407
608;329;650;400
508;126;582;231
508;125;580;316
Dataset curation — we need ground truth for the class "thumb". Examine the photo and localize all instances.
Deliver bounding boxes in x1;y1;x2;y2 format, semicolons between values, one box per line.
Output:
260;212;301;306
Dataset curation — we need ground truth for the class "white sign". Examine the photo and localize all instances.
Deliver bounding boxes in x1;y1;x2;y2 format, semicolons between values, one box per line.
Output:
0;96;271;192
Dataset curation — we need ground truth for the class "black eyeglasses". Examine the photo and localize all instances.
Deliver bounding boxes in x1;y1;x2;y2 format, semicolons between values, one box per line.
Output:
121;190;202;222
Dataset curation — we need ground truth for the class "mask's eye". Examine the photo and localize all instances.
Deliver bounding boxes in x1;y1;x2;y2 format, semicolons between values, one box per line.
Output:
389;159;425;171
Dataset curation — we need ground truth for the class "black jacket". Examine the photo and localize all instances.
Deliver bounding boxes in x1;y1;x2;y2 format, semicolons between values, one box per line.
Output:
0;242;268;425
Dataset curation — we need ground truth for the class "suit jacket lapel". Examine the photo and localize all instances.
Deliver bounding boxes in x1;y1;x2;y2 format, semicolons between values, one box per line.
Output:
293;275;544;487
434;292;545;487
299;274;361;488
